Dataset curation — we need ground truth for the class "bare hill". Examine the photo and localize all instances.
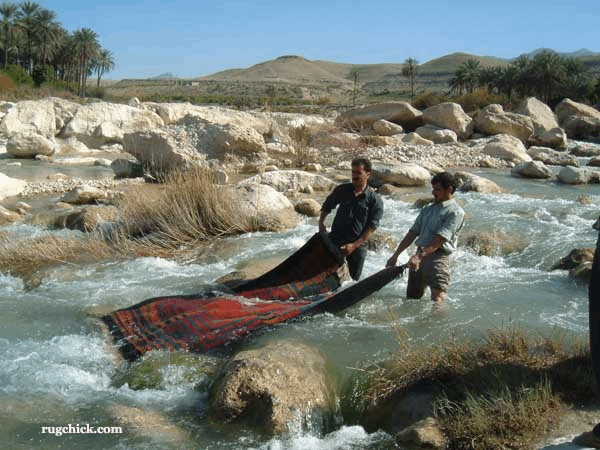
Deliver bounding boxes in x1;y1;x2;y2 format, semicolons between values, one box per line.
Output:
201;52;509;85
419;52;510;74
202;55;354;85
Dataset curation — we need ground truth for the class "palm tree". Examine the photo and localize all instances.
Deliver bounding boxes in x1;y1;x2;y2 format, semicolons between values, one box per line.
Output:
449;59;481;95
402;57;419;100
34;8;61;66
72;27;99;96
448;66;467;95
531;50;566;103
0;1;18;66
16;0;41;73
92;48;115;86
462;59;481;93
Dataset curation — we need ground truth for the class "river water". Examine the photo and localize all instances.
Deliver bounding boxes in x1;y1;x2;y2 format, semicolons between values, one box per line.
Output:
1;154;600;449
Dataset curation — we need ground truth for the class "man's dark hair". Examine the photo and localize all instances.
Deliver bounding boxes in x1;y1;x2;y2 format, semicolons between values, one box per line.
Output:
352;158;372;172
431;171;459;193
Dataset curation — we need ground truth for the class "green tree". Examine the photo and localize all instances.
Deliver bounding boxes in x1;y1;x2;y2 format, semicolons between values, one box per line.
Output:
16;0;41;73
462;59;481;93
34;8;62;66
449;59;481;95
92;48;115;86
448;66;467;95
531;50;566;103
72;27;99;96
0;1;19;66
402;57;419;100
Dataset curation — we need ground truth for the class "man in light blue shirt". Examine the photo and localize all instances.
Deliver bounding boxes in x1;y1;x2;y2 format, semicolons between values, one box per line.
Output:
386;172;465;303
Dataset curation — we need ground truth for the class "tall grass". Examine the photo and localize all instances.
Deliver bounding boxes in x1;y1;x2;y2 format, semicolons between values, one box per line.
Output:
342;326;594;450
0;231;119;283
0;167;281;280
113;167;257;252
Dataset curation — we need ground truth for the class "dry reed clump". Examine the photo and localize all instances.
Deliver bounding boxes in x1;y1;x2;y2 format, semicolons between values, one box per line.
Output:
342;326;593;450
0;167;284;282
0;232;118;280
113;167;265;252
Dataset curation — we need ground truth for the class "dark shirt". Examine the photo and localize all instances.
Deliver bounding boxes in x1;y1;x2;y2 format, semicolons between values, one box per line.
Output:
321;183;383;246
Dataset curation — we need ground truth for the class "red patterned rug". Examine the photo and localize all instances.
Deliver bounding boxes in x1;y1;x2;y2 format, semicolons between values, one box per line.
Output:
101;232;406;361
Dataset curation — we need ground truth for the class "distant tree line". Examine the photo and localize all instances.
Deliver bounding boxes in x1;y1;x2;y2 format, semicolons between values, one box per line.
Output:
448;50;600;106
0;0;115;96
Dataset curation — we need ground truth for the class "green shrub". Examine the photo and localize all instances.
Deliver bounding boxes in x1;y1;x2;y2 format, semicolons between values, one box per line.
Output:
3;64;34;87
31;65;55;88
88;86;106;99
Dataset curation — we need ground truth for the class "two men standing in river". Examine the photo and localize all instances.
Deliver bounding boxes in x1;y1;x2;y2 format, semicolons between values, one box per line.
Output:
319;159;464;303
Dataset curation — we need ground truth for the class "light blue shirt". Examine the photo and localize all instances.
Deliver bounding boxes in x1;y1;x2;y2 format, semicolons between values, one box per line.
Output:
410;199;465;254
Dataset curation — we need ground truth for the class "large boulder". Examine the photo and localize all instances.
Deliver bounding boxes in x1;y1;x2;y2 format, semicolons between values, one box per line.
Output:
230;182;298;230
571;142;600;157
454;171;503;193
511;160;553;179
334;102;423;131
141;102;273;135
557;166;600;185
294;198;321;217
370;162;431;187
6;132;56;158
208;340;337;434
123;128;207;175
414;124;458;144
0;172;26;200
555;99;600;139
529;127;568;150
527;146;579;167
422;102;473;140
474;104;534;143
201;122;266;158
0;98;58;138
60;101;165;148
238;170;336;193
483;134;532;164
372;119;404;136
516;97;560;133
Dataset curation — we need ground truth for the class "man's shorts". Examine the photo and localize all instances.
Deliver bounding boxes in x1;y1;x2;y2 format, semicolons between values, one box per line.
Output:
406;251;451;299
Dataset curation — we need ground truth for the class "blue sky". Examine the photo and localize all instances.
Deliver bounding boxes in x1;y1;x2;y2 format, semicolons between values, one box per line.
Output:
42;0;598;80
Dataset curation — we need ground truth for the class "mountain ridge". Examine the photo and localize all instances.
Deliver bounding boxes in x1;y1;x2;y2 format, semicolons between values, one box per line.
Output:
196;49;600;86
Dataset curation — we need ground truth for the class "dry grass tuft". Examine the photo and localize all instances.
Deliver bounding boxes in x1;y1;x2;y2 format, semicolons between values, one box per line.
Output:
0;232;119;280
0;167;281;281
113;166;268;252
343;326;594;450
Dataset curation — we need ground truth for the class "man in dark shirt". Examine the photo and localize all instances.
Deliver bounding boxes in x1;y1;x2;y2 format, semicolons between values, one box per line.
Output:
318;158;383;280
574;215;600;447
